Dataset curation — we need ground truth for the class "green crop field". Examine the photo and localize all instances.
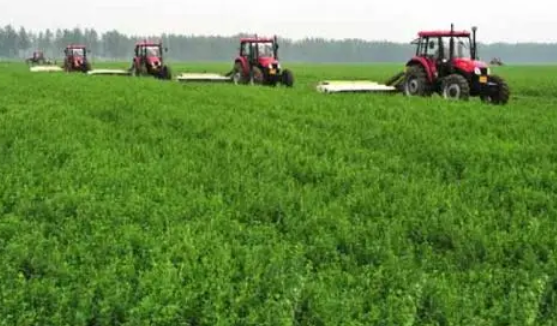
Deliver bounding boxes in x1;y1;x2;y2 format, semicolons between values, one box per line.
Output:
1;61;557;325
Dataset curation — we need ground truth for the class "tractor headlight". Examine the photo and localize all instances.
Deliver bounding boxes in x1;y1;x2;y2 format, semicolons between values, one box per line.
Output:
474;67;481;75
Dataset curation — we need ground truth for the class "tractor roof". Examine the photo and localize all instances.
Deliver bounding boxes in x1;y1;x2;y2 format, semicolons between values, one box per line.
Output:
136;40;161;46
65;44;86;49
240;37;275;43
418;30;470;38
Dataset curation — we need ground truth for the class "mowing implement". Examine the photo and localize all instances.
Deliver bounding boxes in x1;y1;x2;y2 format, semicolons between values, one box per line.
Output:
175;72;232;83
89;40;172;77
176;35;294;87
317;24;510;105
29;66;64;72
87;68;130;76
29;45;93;73
28;50;63;72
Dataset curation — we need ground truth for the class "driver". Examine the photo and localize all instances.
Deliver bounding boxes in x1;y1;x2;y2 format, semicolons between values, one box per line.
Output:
434;43;449;60
258;43;272;56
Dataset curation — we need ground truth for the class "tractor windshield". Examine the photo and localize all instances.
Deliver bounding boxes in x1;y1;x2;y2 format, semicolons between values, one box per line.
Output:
68;48;85;56
439;36;471;59
144;46;161;56
256;42;275;57
452;37;471;58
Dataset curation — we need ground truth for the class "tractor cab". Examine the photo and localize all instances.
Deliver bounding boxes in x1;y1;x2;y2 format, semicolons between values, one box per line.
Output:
63;45;90;72
230;35;293;87
135;43;164;58
409;26;489;79
413;33;470;61
130;40;171;79
134;41;167;69
239;36;279;68
32;51;44;60
65;45;86;58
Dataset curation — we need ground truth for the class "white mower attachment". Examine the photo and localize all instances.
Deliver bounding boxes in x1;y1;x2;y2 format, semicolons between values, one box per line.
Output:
87;69;131;76
176;73;232;83
30;66;63;72
316;80;398;93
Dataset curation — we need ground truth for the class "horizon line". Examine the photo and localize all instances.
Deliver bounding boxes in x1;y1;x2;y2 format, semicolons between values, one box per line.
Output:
9;24;557;46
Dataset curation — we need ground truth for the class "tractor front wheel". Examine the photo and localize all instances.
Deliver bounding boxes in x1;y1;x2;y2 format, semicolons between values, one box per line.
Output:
83;62;91;73
441;74;470;101
480;75;510;105
159;65;172;80
281;69;294;87
403;65;431;96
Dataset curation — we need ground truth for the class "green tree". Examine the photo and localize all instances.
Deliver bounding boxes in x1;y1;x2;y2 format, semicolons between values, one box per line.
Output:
17;26;31;55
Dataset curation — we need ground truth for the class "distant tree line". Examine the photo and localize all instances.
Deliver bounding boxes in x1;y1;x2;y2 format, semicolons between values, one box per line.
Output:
1;24;557;63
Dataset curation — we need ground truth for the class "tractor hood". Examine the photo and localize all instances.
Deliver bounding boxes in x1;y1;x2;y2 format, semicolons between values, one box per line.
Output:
258;56;279;68
147;56;161;66
453;57;488;72
74;57;84;65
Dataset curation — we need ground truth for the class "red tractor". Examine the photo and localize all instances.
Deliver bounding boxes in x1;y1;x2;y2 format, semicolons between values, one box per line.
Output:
229;35;294;87
400;24;510;104
129;40;172;80
63;45;91;73
26;51;47;65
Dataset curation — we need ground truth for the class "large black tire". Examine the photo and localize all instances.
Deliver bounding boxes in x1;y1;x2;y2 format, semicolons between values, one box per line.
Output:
232;62;247;85
480;75;510;105
441;74;470;101
281;69;294;87
403;65;432;96
82;61;91;73
130;64;140;77
159;65;172;80
251;66;264;85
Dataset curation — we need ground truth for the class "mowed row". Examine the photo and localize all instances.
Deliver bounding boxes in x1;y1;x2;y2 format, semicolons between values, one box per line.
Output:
1;62;557;325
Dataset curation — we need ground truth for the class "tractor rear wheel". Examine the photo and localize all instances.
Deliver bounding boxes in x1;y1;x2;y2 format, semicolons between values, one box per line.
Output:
233;62;249;85
281;69;294;87
403;65;432;96
480;75;510;105
251;66;264;85
130;65;140;77
441;74;470;101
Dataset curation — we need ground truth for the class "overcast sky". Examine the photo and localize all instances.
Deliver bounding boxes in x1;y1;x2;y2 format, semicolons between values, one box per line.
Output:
4;0;555;43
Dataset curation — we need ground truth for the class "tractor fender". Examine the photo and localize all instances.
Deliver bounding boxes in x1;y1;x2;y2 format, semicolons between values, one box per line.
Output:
234;57;250;74
405;57;435;83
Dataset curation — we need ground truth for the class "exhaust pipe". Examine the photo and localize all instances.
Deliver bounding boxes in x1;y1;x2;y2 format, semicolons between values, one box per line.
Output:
449;23;454;61
471;26;477;60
